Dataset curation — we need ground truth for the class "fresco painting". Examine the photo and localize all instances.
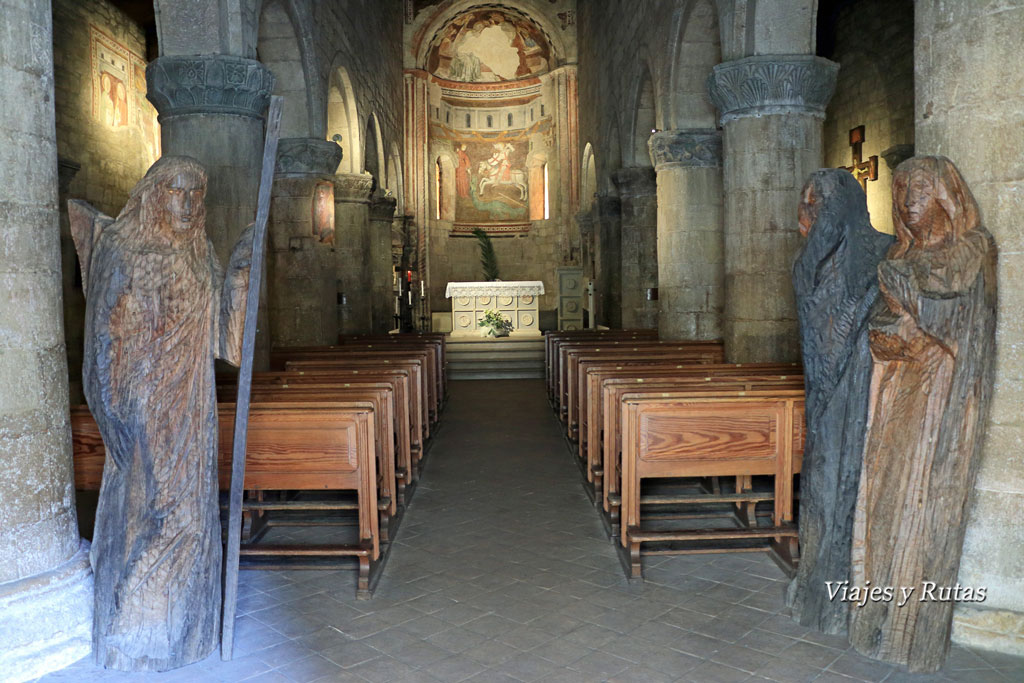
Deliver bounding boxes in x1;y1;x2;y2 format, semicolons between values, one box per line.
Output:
90;26;161;164
426;9;552;83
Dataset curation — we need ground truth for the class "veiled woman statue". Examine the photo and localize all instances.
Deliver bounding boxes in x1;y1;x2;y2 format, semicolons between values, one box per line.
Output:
788;170;893;634
848;156;997;672
69;156;252;671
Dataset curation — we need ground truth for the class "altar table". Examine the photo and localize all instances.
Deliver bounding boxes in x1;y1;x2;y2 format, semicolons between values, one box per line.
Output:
445;281;545;337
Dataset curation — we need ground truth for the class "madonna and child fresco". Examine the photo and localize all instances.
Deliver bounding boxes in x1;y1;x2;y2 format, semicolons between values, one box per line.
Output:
791;156;997;672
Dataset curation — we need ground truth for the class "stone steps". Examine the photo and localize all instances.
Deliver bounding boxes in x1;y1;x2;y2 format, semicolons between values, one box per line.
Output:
446;336;545;380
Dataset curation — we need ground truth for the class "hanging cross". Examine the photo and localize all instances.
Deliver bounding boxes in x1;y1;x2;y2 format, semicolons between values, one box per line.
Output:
842;125;878;192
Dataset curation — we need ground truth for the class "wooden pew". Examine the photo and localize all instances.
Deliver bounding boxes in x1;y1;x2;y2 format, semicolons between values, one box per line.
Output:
280;351;435;433
285;358;430;444
617;388;805;579
581;362;800;481
562;342;726;437
217;384;401;540
339;333;448;402
546;330;657;401
71;401;382;597
599;375;804;528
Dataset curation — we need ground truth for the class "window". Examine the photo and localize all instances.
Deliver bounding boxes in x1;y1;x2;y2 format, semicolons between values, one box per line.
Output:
435;159;442;220
434;106;439;119
540;104;545;117
530;108;534;121
486;115;493;128
465;113;471;127
507;113;513;127
543;163;549;220
446;110;450;123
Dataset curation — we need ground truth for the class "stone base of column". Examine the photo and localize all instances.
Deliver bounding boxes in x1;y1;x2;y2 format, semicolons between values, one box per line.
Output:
0;540;93;683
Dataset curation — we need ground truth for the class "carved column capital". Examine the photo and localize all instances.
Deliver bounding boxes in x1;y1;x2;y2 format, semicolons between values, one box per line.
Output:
706;55;838;125
369;196;397;223
648;129;722;171
276;138;344;177
611;167;656;198
146;55;275;121
333;173;375;204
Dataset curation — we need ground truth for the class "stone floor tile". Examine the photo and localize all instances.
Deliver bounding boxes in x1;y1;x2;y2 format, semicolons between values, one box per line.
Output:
490;652;559;682
679;660;754;683
423;654;489;682
271;654;345;683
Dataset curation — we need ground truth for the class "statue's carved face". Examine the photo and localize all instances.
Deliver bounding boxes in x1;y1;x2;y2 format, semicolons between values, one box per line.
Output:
797;183;819;237
899;169;945;245
163;172;205;233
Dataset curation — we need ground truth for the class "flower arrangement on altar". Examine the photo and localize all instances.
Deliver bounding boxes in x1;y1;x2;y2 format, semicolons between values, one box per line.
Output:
478;309;513;337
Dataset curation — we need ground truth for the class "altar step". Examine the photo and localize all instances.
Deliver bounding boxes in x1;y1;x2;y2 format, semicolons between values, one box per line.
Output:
446;337;545;380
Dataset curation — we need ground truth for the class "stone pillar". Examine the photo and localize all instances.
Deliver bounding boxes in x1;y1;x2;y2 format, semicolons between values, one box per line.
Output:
147;55;276;367
913;2;1024;656
707;55;838;361
648;130;724;341
612;168;658;330
267;138;344;347
0;2;93;680
369;196;398;333
594;194;622;328
333;174;375;335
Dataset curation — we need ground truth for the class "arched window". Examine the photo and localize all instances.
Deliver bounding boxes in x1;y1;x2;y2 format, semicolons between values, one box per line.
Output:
465;113;471;127
530;108;534;121
446;110;450;123
543;163;550;220
486;115;493;128
507;113;513;127
540;104;545;117
435;159;442;220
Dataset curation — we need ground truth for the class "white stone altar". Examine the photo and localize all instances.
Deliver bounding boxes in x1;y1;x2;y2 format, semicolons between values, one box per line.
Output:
445;281;545;337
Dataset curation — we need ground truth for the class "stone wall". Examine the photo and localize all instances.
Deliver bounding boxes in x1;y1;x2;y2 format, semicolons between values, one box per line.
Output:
913;0;1024;656
52;0;157;401
823;0;915;235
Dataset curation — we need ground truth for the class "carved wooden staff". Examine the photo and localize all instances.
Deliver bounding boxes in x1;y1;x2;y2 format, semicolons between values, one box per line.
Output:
221;95;283;660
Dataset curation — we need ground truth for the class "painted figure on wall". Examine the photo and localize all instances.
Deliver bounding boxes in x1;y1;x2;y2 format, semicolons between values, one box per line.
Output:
69;156;253;671
425;8;553;82
788;169;892;635
456;144;471;198
849;156;997;672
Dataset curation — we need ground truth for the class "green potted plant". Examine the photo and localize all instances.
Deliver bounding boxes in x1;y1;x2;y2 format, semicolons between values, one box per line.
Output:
478;309;513;338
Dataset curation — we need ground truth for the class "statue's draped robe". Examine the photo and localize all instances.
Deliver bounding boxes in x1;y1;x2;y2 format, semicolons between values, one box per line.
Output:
85;224;225;671
788;170;893;634
849;188;996;670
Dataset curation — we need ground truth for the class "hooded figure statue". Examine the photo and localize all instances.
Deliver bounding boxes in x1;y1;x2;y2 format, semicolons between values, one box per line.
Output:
787;169;893;634
70;156;252;671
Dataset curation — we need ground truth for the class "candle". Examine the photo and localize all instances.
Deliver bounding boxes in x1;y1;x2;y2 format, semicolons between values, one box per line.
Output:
420;280;425;297
408;291;412;305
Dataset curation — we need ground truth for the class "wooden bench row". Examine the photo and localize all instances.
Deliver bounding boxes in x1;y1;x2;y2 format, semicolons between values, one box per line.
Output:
545;330;806;580
71;334;445;598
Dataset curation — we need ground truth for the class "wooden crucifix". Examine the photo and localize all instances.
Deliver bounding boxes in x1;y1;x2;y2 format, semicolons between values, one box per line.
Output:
842;125;878;192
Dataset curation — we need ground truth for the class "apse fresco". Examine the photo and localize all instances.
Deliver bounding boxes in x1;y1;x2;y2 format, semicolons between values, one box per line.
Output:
455;138;529;221
426;9;553;82
433;118;553;229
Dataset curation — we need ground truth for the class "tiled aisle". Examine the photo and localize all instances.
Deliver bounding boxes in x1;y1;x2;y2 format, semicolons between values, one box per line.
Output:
41;380;1023;682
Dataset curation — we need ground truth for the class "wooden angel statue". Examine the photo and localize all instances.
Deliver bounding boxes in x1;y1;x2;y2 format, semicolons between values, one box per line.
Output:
849;156;997;672
788;169;893;634
69;156;253;671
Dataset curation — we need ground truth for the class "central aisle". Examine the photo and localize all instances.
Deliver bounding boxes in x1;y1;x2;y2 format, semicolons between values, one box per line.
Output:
44;381;1020;681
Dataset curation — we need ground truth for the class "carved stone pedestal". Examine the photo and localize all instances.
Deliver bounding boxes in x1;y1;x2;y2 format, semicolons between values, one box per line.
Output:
446;281;545;337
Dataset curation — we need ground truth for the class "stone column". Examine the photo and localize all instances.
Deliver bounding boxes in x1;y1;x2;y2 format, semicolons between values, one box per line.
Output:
707;55;838;361
0;1;92;680
369;196;398;333
648;130;724;341
333;174;375;335
594;194;622;328
147;55;276;367
612;168;658;330
912;2;1024;656
267;138;344;347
